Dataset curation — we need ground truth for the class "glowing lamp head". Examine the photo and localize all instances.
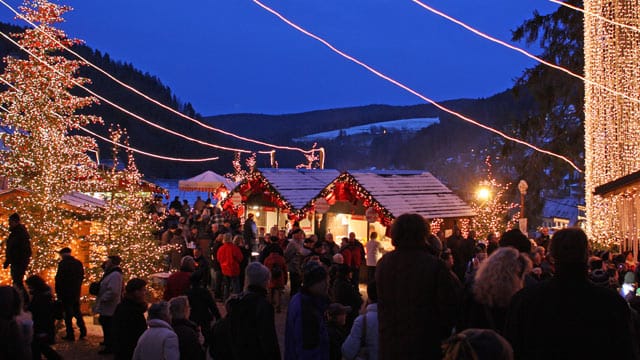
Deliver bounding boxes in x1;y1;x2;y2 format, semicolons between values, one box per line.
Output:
476;187;491;201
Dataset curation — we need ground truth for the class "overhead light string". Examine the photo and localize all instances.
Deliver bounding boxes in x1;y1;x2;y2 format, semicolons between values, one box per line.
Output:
548;0;640;35
253;0;583;172
0;0;315;154
410;0;640;106
0;77;220;162
0;28;262;154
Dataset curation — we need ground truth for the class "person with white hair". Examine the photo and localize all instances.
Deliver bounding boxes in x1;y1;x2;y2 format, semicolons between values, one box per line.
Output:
132;302;179;360
225;262;280;359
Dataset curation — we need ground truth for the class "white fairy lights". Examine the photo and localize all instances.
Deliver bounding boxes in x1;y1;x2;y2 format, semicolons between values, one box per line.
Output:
584;0;640;247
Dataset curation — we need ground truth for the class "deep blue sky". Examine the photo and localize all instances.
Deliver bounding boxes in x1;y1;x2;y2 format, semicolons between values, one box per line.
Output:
0;0;556;116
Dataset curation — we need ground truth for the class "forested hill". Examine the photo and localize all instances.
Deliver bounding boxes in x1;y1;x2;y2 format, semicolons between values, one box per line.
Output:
0;21;533;182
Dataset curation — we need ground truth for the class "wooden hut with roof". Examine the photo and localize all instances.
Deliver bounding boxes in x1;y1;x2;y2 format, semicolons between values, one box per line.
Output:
223;168;340;233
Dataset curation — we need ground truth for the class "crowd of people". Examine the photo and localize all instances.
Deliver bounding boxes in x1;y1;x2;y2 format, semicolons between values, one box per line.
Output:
2;198;640;359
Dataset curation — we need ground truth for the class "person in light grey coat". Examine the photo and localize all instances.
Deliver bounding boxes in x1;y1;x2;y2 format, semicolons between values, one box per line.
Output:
133;302;180;360
94;255;123;355
342;282;380;360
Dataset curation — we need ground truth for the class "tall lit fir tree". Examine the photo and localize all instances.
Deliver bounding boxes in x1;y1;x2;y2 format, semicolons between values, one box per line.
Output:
0;0;101;275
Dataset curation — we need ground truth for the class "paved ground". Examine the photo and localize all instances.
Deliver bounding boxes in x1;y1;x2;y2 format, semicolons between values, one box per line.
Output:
53;295;290;360
53;285;367;359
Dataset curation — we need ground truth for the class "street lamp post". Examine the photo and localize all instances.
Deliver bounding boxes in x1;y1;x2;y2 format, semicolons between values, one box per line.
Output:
518;180;528;234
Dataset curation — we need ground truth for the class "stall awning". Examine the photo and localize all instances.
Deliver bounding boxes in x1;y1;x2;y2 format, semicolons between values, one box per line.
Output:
178;170;235;192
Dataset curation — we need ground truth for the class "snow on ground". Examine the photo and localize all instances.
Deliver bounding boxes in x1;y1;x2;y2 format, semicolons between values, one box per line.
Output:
293;117;439;142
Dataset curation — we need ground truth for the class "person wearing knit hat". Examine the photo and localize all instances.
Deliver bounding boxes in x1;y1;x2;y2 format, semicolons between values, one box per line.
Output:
285;262;330;359
505;228;636;360
224;262;281;359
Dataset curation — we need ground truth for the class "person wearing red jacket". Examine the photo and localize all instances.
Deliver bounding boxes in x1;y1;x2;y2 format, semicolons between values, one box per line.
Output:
217;233;244;300
344;233;365;286
264;251;288;313
164;256;195;301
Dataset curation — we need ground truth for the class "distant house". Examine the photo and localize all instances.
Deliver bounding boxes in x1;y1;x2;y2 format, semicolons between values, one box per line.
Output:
540;197;584;230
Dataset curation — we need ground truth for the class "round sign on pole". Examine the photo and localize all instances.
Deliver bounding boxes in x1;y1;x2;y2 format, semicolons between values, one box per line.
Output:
231;193;242;206
315;198;330;214
365;207;378;223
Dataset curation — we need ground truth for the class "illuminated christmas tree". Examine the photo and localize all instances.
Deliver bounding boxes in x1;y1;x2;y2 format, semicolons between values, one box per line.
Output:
87;128;167;282
471;157;518;240
0;0;101;275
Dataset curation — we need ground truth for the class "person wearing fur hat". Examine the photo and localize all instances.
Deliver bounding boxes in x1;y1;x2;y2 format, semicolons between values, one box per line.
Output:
505;228;637;359
285;262;330;360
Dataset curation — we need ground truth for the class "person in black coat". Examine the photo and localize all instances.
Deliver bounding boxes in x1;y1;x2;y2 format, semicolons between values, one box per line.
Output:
25;275;61;360
3;213;31;292
54;247;86;341
169;296;205;360
186;271;221;345
112;278;148;360
331;264;362;330
192;247;211;288
227;262;280;360
505;228;639;359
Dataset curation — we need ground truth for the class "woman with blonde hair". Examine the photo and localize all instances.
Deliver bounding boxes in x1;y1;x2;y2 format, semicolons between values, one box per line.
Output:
459;247;531;334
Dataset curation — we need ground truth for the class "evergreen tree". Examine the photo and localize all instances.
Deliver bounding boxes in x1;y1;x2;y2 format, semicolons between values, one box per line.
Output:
87;127;167;282
0;0;101;274
471;157;518;240
500;0;584;223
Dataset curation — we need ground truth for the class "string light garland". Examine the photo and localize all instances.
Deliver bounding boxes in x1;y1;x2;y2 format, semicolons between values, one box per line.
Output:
584;0;640;248
411;0;640;107
0;0;317;155
78;126;220;163
253;0;583;172
550;0;640;35
0;28;262;155
313;173;395;227
0;76;220;163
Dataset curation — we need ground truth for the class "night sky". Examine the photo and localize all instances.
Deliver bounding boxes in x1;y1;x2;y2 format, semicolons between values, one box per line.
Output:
0;0;557;116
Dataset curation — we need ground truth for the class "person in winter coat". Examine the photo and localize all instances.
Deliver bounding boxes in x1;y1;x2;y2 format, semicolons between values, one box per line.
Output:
442;329;513;360
216;233;243;300
25;275;61;360
133;302;179;360
376;214;461;360
459;247;531;334
113;278;148;360
505;228;638;359
3;213;31;292
0;285;29;360
326;303;350;360
164;256;195;301
342;281;380;360
331;264;362;330
210;234;225;300
234;235;251;290
264;250;288;313
259;236;284;264
94;255;123;355
285;262;330;360
285;229;308;297
227;262;281;360
54;247;86;341
186;271;221;346
169;296;205;360
343;232;365;286
243;213;257;250
192;247;210;288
